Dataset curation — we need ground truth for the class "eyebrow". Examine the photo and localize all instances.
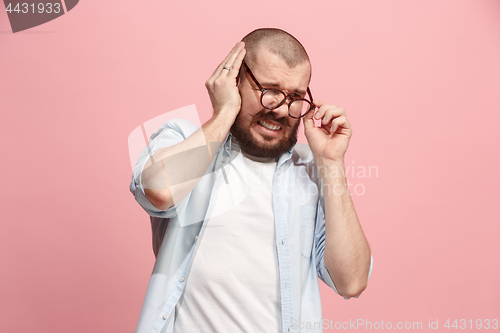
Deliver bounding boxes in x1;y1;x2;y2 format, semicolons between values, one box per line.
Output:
259;81;307;97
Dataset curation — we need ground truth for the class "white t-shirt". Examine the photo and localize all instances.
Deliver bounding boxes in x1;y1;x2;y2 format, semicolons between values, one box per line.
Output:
174;150;280;332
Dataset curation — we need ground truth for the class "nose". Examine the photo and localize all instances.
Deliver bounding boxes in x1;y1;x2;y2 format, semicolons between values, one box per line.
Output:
269;100;290;119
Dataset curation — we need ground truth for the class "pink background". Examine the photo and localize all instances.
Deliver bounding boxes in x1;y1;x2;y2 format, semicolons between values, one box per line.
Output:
1;0;499;332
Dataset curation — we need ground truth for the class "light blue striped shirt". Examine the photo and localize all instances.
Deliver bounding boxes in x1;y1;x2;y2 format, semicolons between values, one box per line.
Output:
130;119;373;333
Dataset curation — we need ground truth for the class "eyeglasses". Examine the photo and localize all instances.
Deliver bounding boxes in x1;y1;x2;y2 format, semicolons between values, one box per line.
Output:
242;61;315;119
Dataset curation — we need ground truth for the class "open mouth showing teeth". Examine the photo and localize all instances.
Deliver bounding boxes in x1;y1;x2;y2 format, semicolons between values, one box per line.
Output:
258;120;282;131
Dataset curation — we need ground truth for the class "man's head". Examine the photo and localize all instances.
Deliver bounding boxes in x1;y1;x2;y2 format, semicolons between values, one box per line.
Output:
230;28;312;159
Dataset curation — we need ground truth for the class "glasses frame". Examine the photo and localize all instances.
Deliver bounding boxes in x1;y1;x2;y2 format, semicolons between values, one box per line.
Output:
242;61;315;119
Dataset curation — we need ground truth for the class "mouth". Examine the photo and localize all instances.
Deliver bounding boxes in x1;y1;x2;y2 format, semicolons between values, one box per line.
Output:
254;118;284;138
257;119;282;131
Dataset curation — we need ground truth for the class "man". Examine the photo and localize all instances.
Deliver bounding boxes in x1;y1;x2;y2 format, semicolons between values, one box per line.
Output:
130;28;372;333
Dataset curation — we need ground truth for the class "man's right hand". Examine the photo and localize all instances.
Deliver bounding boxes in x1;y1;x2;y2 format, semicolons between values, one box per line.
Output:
141;42;246;211
205;41;246;122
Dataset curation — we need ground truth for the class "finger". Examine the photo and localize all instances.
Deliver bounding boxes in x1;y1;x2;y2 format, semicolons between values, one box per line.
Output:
313;102;336;120
210;42;244;78
226;46;246;80
321;107;344;126
219;42;245;76
330;116;351;136
314;104;338;123
313;100;325;109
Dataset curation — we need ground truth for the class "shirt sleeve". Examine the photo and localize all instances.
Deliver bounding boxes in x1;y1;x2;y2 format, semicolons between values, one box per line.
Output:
129;119;200;218
313;201;374;300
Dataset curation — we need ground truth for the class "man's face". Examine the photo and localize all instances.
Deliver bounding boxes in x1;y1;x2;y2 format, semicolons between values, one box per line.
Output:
230;48;311;159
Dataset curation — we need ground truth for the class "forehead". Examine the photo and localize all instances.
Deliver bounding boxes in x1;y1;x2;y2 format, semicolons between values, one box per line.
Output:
251;48;311;95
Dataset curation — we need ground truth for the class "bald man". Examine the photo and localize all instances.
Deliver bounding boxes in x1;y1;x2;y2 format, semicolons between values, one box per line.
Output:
130;28;373;333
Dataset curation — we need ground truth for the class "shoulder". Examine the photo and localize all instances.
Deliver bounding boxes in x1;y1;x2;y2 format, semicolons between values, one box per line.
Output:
149;118;200;142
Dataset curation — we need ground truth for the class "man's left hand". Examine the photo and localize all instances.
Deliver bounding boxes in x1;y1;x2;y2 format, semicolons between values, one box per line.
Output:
303;100;352;165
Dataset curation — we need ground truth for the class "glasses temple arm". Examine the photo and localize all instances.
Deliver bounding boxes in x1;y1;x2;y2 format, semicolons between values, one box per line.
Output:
307;87;315;110
243;61;263;90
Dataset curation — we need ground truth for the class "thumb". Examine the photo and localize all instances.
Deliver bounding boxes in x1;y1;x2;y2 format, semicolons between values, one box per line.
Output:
313;100;325;109
302;108;315;132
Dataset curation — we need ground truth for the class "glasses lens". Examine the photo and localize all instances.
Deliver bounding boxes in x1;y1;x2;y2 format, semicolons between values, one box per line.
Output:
289;99;313;118
262;90;286;109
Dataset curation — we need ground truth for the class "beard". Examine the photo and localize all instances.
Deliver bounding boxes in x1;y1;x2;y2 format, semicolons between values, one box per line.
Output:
230;109;300;159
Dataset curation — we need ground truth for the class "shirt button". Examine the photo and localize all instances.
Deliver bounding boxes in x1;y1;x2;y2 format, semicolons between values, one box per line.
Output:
195;235;198;240
162;314;167;320
179;276;185;282
222;157;227;163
